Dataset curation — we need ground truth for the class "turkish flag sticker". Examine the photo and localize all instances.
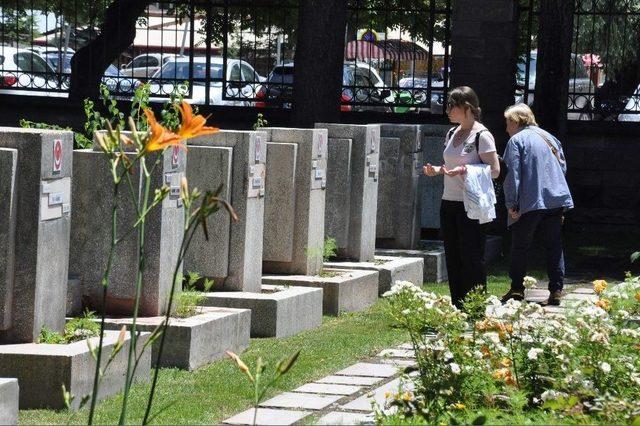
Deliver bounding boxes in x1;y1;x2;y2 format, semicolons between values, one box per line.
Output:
53;139;62;173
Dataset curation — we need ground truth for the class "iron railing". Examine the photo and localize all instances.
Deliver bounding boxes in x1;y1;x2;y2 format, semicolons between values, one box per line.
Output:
517;0;640;121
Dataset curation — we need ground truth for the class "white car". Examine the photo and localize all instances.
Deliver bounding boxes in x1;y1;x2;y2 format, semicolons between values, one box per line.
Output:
0;45;64;97
120;53;176;79
618;84;640;122
148;56;262;106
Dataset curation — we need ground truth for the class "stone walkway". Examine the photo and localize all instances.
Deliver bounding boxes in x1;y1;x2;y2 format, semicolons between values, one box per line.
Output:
223;283;598;425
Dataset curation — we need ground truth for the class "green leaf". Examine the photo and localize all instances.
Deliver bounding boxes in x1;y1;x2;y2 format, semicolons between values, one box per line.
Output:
631;251;640;263
471;415;487;425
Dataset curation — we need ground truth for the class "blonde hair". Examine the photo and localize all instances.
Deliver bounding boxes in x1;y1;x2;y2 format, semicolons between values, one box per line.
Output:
504;103;538;127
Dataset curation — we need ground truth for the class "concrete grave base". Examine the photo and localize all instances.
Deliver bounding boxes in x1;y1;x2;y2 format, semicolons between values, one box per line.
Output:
98;307;250;371
0;378;18;425
375;248;446;284
201;286;323;338
324;256;424;294
0;331;150;410
262;269;379;315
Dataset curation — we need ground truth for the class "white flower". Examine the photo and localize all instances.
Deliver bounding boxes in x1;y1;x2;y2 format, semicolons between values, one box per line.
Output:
444;351;454;361
541;389;568;402
527;348;544;360
450;363;461;375
600;362;611;373
523;276;538;288
484;332;500;344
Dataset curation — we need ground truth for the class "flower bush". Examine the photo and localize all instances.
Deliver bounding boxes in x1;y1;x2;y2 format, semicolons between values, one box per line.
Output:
380;279;640;424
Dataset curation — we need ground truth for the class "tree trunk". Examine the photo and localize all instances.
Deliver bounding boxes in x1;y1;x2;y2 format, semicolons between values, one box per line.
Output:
292;0;347;127
533;0;575;137
69;0;150;101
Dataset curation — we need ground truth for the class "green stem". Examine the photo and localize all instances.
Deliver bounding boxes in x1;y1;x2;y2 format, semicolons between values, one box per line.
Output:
142;220;199;424
88;183;120;425
119;158;152;425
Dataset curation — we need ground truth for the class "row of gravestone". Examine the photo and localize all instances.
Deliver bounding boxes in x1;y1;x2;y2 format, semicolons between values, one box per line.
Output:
0;123;448;412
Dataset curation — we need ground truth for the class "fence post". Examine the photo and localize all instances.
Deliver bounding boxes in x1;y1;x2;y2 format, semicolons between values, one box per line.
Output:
534;0;575;138
450;0;519;148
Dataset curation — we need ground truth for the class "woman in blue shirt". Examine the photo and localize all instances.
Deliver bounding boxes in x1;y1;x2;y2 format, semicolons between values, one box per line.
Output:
500;104;574;306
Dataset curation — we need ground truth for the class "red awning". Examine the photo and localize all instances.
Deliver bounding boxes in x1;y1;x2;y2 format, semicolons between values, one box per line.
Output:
345;39;429;61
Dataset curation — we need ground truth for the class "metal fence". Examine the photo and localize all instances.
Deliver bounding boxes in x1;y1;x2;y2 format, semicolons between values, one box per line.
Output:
0;0;452;117
517;0;640;122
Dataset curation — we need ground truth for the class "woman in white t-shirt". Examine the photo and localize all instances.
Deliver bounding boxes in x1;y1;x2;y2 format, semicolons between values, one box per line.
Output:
423;86;500;308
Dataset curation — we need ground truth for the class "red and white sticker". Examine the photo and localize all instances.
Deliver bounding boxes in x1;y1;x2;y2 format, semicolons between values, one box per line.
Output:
172;145;180;167
53;139;62;173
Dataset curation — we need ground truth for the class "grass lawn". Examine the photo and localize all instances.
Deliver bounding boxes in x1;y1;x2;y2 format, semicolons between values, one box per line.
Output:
19;229;633;424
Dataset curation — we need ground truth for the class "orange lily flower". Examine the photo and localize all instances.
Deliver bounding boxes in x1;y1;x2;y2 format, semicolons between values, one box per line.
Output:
143;109;184;153
176;101;219;139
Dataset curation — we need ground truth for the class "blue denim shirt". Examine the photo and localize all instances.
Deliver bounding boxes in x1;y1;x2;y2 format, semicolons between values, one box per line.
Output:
503;126;574;225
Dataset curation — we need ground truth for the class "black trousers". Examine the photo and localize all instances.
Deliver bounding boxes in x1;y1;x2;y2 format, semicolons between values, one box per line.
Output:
440;200;487;308
509;208;565;292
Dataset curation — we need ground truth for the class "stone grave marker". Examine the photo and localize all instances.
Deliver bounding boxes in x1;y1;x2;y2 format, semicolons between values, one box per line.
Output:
0;128;73;343
262;128;327;275
315;123;380;262
70;140;186;316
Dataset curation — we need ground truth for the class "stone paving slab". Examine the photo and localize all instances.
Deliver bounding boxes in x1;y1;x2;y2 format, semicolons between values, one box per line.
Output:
294;382;361;396
316;375;384;386
342;378;413;412
572;287;596;294
378;348;415;358
398;342;413;350
224;407;310;425
335;362;398;378
381;358;416;368
260;392;342;410
317;411;374;425
564;293;598;302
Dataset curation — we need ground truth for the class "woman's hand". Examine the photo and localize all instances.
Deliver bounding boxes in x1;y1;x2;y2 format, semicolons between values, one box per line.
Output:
423;163;442;177
508;208;521;221
442;165;467;176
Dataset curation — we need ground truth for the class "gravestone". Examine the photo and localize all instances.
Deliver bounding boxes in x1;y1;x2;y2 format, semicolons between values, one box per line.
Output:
315;123;380;262
376;124;422;250
0;128;73;343
262;128;327;275
183;145;233;284
186;130;267;292
70;142;186;316
417;124;451;230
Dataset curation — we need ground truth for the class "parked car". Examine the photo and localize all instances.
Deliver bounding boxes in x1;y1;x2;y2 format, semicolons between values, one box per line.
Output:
120;53;176;79
516;50;595;120
397;74;445;114
148;56;262;106
618;83;640;122
0;46;63;96
41;51;141;96
255;61;394;111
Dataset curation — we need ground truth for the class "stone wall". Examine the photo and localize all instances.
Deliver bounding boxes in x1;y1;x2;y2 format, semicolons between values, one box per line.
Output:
563;122;640;232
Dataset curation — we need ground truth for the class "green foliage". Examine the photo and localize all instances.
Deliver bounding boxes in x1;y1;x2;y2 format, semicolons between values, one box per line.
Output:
37;327;67;344
37;311;100;344
160;81;192;132
462;285;487;323
174;291;206;318
0;9;40;45
227;349;301;425
252;113;268;131
323;236;338;262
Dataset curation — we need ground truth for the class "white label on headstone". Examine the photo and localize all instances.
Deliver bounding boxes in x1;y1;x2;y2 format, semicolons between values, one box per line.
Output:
48;192;63;206
255;136;263;163
249;165;256;175
40;177;70;221
312;160;318;169
252;176;263;189
53;139;63;173
259;188;265;197
321;179;327;188
368;164;378;174
62;203;71;214
315;169;324;180
317;134;324;158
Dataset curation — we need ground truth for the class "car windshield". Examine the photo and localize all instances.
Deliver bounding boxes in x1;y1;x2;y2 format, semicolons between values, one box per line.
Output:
268;66;294;84
104;64;120;76
517;56;536;83
157;61;223;80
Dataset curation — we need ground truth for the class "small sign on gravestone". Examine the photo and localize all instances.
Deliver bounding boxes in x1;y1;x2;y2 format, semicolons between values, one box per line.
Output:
255;136;262;163
53;139;62;174
317;134;324;158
